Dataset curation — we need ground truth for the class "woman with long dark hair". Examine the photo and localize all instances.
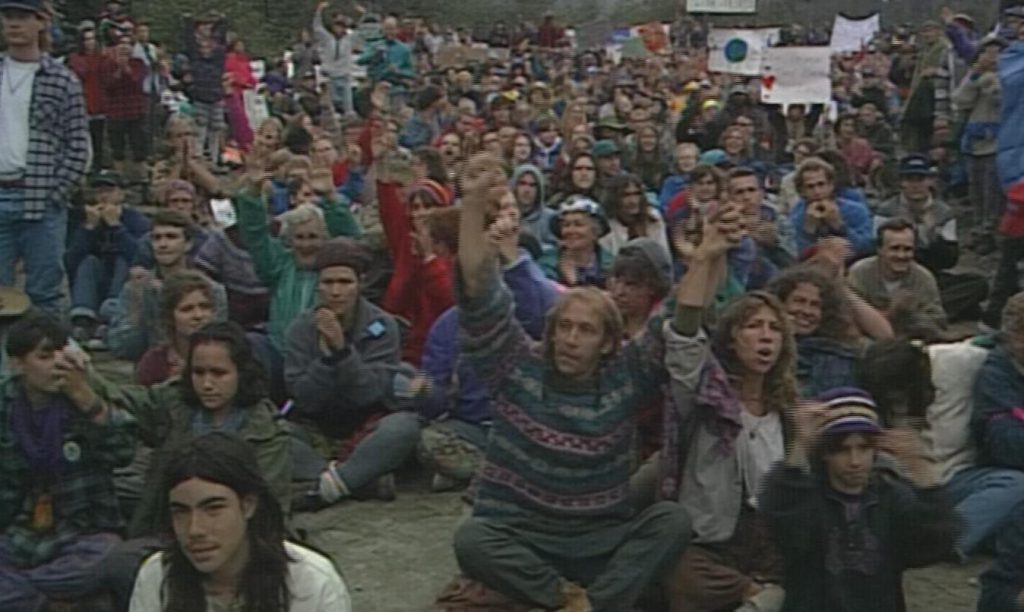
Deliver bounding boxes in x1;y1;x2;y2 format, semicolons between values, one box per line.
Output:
129;433;351;611
601;173;669;257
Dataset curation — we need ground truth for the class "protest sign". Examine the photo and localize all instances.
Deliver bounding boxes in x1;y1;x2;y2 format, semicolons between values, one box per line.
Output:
760;47;832;105
708;28;778;76
436;45;489;68
249;59;266;82
831;13;881;53
687;0;756;13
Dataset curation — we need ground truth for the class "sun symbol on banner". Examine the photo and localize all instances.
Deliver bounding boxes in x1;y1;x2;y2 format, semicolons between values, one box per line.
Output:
724;38;749;63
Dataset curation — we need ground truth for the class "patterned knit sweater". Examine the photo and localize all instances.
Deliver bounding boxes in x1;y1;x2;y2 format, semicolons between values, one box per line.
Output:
460;274;668;524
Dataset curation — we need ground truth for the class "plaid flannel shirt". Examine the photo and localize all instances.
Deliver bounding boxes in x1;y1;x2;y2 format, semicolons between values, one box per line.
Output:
0;376;135;568
0;54;91;221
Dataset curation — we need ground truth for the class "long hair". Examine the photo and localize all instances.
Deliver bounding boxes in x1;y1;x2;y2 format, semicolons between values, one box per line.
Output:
159;271;215;343
860;338;935;426
160;433;291;612
604;173;647;225
766;264;858;343
543;288;624;365
711;292;798;417
181;322;269;409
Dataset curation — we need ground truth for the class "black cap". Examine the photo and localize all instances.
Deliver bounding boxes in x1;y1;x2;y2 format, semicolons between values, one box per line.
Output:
0;0;50;14
899;154;935;177
90;170;123;188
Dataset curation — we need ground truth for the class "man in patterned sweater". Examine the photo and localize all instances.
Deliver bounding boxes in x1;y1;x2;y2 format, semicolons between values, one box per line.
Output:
451;152;693;612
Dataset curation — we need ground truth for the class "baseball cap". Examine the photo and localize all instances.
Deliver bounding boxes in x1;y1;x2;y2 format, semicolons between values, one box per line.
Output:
898;154;935;177
90;170;123;188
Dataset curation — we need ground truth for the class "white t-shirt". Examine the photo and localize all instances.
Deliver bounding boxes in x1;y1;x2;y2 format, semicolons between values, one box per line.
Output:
129;541;352;612
0;57;39;177
737;409;785;508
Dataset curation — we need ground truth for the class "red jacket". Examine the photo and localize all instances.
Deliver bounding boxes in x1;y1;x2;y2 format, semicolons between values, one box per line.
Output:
102;57;146;120
378;181;454;364
67;51;106;115
1000;181;1024;238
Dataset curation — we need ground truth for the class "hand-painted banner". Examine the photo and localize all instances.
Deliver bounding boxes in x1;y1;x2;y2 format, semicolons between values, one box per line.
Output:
831;13;881;53
760;47;833;105
707;28;779;76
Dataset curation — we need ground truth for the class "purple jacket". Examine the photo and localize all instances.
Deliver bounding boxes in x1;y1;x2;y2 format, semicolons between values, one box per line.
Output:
419;252;559;423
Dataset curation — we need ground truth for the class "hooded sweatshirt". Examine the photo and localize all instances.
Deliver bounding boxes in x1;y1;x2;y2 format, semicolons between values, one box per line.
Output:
512;164;558;251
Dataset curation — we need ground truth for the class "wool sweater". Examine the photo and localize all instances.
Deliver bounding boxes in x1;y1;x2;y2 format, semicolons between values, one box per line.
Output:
459;273;669;524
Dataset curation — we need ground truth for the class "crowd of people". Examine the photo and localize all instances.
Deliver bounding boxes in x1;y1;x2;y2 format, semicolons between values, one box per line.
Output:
6;0;1024;610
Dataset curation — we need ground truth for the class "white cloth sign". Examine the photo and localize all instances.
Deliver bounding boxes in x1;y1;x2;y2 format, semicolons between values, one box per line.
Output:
243;89;269;137
687;0;756;14
830;13;881;53
760;47;832;105
707;28;778;76
249;60;266;82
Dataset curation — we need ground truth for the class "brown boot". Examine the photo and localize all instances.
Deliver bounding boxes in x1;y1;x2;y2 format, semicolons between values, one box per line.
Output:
556;582;591;612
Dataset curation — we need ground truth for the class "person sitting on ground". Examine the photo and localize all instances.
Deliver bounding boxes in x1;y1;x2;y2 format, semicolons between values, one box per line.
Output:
448;153;692;611
847;219;947;332
129;432;351;611
600;173;670;258
193;217;271;332
538;197;614;288
0;314;135;611
768;261;893;398
657;224;795;612
727;166;797;289
99;321;293;608
761;389;959;612
134;270;218;386
789;157;874;258
860;337;1024;565
234;150;361;390
873;154;988;322
418;196;559;491
283;238;421;505
108;209;228;361
67;171;151;346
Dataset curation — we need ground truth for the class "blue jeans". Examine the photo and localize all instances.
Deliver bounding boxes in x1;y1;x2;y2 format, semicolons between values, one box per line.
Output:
0;188;68;317
945;466;1024;556
70;255;128;322
330;75;355;116
0;532;120;611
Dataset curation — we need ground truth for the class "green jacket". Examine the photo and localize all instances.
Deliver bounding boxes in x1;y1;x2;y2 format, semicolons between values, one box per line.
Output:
0;376;135;566
100;377;292;538
235;189;362;350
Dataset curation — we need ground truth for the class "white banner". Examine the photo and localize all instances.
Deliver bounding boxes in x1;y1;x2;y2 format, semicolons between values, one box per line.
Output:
830;13;881;53
760;47;833;105
687;0;756;14
707;28;779;76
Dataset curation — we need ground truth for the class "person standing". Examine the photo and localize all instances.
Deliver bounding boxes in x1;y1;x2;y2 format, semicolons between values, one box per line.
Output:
132;20;164;158
182;10;228;164
0;0;91;317
313;2;356;117
356;15;414;112
102;35;147;180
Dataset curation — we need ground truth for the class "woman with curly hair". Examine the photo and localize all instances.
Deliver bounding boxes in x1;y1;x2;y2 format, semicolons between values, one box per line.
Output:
767;263;893;398
655;204;799;611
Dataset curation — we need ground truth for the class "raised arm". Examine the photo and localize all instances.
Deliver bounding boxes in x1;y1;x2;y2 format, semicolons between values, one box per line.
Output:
459;153;506;298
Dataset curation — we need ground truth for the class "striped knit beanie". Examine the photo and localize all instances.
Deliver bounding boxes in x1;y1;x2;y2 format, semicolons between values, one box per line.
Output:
409;179;453;208
816;387;881;436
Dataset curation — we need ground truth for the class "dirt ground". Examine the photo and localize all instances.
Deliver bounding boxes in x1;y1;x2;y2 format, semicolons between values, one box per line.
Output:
292;482;990;612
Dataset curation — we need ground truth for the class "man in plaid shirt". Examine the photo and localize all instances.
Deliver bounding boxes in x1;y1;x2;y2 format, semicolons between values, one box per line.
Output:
0;314;135;609
0;0;91;317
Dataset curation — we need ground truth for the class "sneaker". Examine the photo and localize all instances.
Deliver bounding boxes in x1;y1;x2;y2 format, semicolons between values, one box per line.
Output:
317;461;350;504
375;473;397;502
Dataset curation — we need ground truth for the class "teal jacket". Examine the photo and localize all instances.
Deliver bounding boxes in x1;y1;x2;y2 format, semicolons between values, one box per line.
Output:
234;189;361;350
356;38;415;86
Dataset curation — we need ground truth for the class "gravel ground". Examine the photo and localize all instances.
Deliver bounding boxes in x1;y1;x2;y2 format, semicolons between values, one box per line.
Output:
292;484;989;612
